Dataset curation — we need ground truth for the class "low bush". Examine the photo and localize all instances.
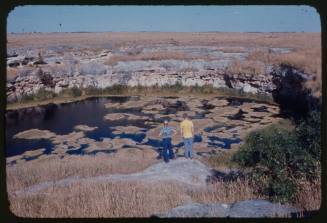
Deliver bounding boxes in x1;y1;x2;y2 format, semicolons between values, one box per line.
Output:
57;86;82;97
33;88;56;101
232;110;321;203
70;86;82;97
161;82;184;92
190;84;215;94
83;86;102;95
103;85;128;95
36;68;55;88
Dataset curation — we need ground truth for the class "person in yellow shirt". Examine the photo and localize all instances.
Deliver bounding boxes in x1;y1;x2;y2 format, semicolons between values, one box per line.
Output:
180;113;194;159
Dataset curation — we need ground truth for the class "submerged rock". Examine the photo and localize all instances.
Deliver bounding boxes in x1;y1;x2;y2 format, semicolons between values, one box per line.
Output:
21;148;46;158
83;139;114;154
112;125;146;135
103;113;125;121
111;137;137;148
13;129;56;140
74;124;98;132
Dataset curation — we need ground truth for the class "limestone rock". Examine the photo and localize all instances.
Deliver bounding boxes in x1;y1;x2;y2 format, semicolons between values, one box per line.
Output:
13;129;56;140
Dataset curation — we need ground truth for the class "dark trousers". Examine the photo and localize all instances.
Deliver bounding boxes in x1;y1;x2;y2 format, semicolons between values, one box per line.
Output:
162;137;175;162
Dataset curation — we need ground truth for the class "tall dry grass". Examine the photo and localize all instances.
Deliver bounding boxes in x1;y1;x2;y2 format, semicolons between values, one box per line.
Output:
293;177;321;212
7;32;320;50
189;179;262;204
246;47;321;96
247;48;321;77
225;59;266;75
9;181;189;218
7;152;158;193
105;51;199;66
8;178;262;218
7;156;320;217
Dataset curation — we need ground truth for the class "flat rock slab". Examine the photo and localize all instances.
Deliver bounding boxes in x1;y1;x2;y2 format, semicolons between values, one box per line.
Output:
13;129;56;140
112;125;146;134
21;148;46;158
157;200;298;218
124;113;149;121
13;158;213;197
111;137;137;148
103;113;125;121
74;124;98;132
227;200;298;217
113;158;212;187
157;202;229;218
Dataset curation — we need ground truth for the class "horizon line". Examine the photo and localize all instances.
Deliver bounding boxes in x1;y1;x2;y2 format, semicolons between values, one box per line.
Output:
7;31;321;34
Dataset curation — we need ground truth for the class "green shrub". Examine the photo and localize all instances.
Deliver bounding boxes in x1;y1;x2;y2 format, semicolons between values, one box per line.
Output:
34;88;56;100
190;84;215;94
20;93;34;102
161;82;183;92
36;68;55;87
83;86;102;95
232;114;321;203
70;86;82;97
58;87;82;97
296;110;321;161
103;85;127;95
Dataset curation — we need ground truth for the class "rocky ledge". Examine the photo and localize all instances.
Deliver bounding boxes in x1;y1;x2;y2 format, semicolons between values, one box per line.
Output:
6;43;318;114
154;200;298;218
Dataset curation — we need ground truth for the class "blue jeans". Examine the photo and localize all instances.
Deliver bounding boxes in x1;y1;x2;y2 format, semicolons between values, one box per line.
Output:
183;137;193;158
162;138;174;162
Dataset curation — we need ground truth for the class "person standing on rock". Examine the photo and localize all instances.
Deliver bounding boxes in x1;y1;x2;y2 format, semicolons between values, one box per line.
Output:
180;113;194;159
159;120;177;163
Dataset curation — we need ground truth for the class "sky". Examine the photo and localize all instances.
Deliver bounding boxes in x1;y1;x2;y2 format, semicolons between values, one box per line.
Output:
7;5;321;33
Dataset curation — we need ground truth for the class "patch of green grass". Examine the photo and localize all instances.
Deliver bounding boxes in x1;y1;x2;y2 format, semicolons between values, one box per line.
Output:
57;86;82;97
8;84;274;105
205;150;239;169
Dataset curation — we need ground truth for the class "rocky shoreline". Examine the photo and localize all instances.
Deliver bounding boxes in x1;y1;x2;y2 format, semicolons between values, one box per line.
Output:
6;42;311;100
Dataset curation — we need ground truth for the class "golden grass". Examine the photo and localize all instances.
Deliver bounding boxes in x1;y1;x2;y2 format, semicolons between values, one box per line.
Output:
293;177;321;212
220;47;247;53
8;177;320;217
200;150;239;170
7;153;320;217
6;152;158;193
226;59;265;75
189;179;262;204
8;181;188;218
246;47;321;96
105;51;198;66
8;178;262;217
7;32;320;50
247;48;321;77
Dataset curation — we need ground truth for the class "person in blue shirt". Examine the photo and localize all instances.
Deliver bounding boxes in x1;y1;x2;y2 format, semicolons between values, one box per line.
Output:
159;120;177;163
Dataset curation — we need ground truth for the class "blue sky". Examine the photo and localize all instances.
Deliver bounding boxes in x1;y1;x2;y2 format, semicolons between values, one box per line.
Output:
7;5;321;33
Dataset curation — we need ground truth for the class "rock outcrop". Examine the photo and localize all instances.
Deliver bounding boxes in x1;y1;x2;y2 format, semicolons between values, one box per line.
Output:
6;44;319;116
155;200;298;218
270;64;320;117
13;158;213;197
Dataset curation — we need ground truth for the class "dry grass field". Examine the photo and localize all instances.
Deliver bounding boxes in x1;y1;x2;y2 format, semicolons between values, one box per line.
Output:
9;179;263;218
7;32;320;50
6;149;158;193
7;153;320;217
